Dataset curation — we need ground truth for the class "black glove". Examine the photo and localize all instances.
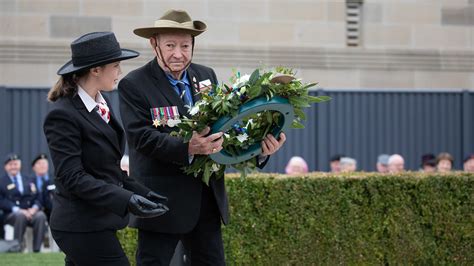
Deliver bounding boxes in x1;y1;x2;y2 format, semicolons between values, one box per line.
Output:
146;191;168;204
128;194;169;218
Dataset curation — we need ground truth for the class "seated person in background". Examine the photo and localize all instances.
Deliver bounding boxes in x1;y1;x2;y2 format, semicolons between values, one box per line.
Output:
329;154;344;173
388;154;405;173
30;153;55;221
436;152;454;173
0;154;47;252
420;153;436;173
285;156;309;175
376;154;389;173
463;154;474;173
340;157;357;173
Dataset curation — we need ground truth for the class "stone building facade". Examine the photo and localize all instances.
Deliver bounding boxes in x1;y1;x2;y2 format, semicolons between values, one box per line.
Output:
1;0;473;89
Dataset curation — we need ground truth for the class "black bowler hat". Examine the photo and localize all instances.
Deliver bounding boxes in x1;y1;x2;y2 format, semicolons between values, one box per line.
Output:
57;32;139;75
32;153;48;167
4;153;20;165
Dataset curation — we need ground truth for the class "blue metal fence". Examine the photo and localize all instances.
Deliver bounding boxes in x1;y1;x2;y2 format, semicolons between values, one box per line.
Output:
0;86;472;176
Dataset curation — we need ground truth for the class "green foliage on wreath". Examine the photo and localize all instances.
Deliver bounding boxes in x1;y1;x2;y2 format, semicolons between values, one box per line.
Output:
173;67;330;184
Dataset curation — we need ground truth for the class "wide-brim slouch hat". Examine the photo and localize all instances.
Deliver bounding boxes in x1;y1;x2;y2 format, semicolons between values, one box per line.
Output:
133;9;207;38
57;32;139;75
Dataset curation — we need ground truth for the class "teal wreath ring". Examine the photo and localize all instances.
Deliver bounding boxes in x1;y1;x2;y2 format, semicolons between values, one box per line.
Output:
210;96;294;165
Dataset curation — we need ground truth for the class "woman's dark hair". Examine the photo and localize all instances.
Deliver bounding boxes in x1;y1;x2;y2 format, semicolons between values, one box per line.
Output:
47;68;90;102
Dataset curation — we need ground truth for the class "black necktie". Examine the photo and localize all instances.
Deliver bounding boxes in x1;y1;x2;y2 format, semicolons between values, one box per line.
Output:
13;176;21;194
177;82;192;107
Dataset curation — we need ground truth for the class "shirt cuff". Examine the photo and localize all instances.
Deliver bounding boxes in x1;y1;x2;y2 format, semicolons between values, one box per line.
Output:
258;155;268;165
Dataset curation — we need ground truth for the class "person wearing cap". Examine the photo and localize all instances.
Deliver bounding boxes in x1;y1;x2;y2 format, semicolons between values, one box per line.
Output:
43;32;169;265
463;154;474;173
118;9;285;265
30;153;55;220
376;154;390;173
0;153;47;252
420;153;436;173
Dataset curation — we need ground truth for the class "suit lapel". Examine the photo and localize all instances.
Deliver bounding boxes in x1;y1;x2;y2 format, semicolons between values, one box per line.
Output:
108;105;126;154
71;95;122;154
187;66;202;103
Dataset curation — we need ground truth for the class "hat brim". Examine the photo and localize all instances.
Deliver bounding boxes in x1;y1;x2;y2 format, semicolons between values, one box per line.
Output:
57;49;139;76
134;21;206;38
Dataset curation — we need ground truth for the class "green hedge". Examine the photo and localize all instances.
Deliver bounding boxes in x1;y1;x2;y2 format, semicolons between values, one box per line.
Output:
118;173;473;265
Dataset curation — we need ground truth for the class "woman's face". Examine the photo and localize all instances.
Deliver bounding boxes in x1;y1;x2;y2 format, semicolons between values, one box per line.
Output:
437;159;452;173
96;62;122;91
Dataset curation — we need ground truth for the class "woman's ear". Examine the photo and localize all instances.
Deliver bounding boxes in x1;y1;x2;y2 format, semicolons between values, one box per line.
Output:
89;66;101;77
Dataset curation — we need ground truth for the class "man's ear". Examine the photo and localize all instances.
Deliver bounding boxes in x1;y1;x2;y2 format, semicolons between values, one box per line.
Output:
150;37;158;57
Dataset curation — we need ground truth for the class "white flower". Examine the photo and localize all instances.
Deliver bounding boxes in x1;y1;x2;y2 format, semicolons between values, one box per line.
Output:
188;105;200;116
246;119;254;127
236;133;248;143
211;163;220;172
233;74;250;88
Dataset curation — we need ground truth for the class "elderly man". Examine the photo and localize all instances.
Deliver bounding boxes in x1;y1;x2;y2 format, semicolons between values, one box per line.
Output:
0;154;47;252
118;9;285;265
340;157;357;173
30;153;55;220
388;154;405;173
464;154;474;173
376;154;390;173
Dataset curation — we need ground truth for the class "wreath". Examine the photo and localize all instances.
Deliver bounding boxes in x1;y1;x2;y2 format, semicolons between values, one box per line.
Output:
174;67;330;184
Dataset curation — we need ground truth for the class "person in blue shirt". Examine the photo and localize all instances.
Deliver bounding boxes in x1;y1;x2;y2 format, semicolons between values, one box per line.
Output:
30;153;55;220
0;153;47;252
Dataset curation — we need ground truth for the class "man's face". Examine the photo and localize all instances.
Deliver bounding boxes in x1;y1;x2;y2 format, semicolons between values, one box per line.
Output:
376;163;388;173
153;33;193;73
32;159;49;176
423;164;436;173
437;159;452;173
388;159;404;173
330;161;340;173
464;158;474;172
4;160;21;177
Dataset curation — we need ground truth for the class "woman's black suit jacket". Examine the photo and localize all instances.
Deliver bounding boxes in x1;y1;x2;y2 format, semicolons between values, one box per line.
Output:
43;93;150;232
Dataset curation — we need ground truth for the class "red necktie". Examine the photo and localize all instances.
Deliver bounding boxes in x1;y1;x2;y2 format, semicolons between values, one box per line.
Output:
97;101;110;124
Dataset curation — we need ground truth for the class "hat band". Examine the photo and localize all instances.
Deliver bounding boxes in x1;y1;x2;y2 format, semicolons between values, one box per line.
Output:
72;49;122;67
154;20;195;28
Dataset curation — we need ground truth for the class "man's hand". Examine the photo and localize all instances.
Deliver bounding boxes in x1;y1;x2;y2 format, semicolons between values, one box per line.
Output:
27;207;38;217
261;132;286;156
19;209;33;220
188;127;224;155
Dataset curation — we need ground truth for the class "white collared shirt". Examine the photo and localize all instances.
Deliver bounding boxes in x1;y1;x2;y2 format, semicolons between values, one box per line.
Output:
77;86;106;113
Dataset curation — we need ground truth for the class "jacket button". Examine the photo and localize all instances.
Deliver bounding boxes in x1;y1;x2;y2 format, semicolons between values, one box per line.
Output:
118;182;123;188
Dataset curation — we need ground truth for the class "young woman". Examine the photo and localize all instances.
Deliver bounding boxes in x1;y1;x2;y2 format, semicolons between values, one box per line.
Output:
43;32;169;266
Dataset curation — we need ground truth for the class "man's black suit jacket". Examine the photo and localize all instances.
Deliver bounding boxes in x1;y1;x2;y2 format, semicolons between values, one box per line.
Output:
43;94;150;232
118;59;229;234
0;174;42;214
